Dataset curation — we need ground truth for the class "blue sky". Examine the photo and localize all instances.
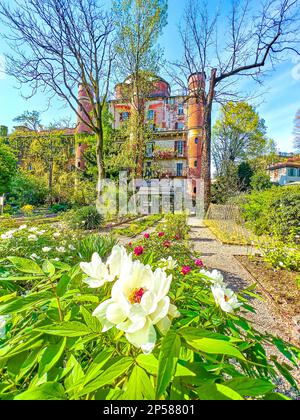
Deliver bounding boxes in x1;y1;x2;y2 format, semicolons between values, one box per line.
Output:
0;0;299;152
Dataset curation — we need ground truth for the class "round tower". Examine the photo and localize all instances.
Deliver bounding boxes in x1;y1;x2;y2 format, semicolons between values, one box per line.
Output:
77;84;94;135
187;73;205;197
76;84;94;170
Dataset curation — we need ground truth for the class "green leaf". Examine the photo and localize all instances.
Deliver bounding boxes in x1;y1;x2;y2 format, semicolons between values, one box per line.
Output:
14;382;66;400
183;337;245;361
123;365;155;400
35;321;91;337
197;383;244;400
156;329;181;399
0;291;53;316
136;353;158;375
80;306;102;333
77;357;133;397
7;257;44;275
64;355;85;397
42;260;56;277
56;274;70;297
264;392;291;400
83;349;114;385
225;377;274;396
38;338;66;377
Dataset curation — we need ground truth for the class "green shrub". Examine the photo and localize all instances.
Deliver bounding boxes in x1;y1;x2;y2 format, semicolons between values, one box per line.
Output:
7;173;48;207
65;206;104;230
238;185;300;238
50;203;70;214
76;234;117;261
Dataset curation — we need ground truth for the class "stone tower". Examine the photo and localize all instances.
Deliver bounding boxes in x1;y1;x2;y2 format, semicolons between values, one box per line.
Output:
187;72;205;197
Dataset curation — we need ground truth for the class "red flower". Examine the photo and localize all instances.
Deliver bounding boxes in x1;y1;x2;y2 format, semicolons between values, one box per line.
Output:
144;233;150;239
127;242;133;248
134;246;144;256
163;240;171;248
158;232;165;237
195;259;204;267
181;266;191;276
175;234;181;240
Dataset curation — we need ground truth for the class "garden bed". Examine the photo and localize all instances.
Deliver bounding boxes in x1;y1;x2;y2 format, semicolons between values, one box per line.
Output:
236;255;300;319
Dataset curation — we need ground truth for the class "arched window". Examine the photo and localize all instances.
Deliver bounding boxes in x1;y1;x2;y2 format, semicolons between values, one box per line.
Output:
195;138;199;144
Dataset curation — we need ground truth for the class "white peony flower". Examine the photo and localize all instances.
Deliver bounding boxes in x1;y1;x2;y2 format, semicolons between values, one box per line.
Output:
28;227;38;232
30;253;39;260
80;252;116;288
37;230;46;235
211;284;242;313
42;247;52;253
159;256;178;270
53;232;61;238
69;244;76;251
56;246;66;253
200;269;225;286
106;245;132;279
53;258;60;262
92;253;180;354
19;225;27;230
28;234;38;241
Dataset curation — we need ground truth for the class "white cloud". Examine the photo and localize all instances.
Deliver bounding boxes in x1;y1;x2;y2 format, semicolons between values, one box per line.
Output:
0;55;6;80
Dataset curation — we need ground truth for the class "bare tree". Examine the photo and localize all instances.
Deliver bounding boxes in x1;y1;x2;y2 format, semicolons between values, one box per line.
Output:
112;0;167;177
294;109;300;152
0;0;115;197
172;0;300;211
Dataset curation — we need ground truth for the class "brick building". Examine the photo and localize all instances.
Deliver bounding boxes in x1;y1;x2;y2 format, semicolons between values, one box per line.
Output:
77;72;206;199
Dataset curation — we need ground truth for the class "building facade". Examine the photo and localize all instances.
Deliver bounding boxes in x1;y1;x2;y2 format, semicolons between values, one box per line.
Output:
268;158;300;185
107;73;205;198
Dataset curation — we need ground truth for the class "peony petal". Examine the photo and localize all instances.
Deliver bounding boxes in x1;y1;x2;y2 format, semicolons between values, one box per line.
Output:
126;319;156;354
140;291;157;315
150;296;170;325
156;316;171;335
106;303;127;325
92;299;114;331
83;278;105;288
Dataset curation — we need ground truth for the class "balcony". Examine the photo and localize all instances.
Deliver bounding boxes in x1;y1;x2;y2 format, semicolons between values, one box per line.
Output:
152;150;186;159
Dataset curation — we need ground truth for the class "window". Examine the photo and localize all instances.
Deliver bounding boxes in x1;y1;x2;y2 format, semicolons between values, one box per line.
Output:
178;105;184;115
194;160;198;168
77;162;81;168
287;168;296;177
148;110;155;120
177;122;184;131
146;143;154;157
194;187;197;194
120;112;129;122
177;141;184;156
177;163;183;177
195;137;199;144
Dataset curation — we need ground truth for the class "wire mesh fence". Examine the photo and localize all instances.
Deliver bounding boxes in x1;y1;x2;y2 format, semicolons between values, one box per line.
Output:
205;204;256;245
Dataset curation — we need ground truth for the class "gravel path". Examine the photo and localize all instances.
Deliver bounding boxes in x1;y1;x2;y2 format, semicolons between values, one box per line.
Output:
188;217;300;396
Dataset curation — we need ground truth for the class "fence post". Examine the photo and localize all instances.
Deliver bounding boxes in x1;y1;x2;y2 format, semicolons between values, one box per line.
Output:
0;195;4;216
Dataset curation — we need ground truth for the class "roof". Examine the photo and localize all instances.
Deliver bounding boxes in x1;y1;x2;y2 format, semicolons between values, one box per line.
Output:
268;159;300;170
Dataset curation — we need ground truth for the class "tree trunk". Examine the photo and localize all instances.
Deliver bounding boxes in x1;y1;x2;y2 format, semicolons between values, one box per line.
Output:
201;69;217;213
96;129;105;199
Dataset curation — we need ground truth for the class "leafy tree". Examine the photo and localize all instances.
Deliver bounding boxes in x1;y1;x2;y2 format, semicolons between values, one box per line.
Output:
0;144;17;194
113;0;167;176
13;111;42;131
7;171;48;207
250;171;273;191
212;102;271;176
